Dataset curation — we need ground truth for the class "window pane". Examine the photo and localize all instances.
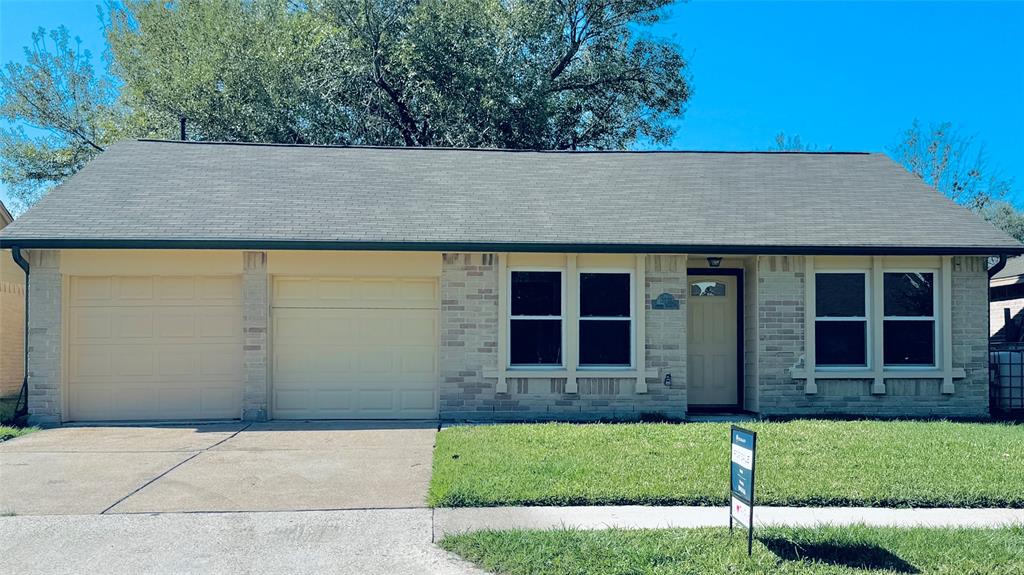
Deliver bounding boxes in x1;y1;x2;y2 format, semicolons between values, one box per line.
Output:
511;272;561;316
815;321;867;366
579;320;631;366
816;273;865;317
884;272;934;317
691;281;726;297
580;273;630;317
510;319;562;365
884;320;935;365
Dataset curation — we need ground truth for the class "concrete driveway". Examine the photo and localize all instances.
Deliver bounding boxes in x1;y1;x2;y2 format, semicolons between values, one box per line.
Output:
0;421;437;515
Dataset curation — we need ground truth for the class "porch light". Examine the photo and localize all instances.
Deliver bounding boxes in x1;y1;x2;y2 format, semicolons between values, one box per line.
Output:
707;257;723;268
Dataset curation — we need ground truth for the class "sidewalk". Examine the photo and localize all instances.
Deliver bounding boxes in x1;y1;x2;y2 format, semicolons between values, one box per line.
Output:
433;505;1024;538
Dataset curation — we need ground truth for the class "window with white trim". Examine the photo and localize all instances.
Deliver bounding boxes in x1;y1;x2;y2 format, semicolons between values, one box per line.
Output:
883;272;936;367
815;272;868;368
579;272;632;367
509;271;563;366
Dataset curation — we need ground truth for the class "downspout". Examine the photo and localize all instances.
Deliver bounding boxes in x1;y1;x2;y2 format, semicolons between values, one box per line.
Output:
988;254;1008;278
11;247;29;418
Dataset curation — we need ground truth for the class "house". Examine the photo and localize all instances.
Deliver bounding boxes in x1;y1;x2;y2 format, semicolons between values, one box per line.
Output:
0;139;1020;426
990;256;1024;342
0;199;26;400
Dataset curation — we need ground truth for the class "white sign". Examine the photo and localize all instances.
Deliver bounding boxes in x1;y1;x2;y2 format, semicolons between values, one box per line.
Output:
731;496;751;527
731;444;753;470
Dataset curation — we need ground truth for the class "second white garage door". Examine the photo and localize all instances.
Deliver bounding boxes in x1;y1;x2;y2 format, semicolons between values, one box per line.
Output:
271;277;439;419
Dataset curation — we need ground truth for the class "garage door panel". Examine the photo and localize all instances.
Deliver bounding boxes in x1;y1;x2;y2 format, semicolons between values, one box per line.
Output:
272;277;438;419
68;275;242;421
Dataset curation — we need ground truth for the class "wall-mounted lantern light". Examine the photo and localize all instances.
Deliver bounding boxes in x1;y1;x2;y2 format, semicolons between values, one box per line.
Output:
707;256;723;268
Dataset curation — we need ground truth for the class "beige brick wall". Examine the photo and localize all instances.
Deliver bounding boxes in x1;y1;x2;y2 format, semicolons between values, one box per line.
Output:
242;251;269;421
439;253;687;421
0;253;25;397
26;250;61;426
757;255;989;418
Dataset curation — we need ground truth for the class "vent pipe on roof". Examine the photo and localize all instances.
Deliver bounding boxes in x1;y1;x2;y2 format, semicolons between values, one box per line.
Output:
179;117;187;141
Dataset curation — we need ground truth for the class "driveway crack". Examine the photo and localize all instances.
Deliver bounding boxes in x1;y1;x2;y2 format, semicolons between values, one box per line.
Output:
99;424;252;514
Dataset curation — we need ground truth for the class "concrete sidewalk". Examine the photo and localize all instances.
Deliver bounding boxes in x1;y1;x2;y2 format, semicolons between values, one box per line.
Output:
434;505;1024;537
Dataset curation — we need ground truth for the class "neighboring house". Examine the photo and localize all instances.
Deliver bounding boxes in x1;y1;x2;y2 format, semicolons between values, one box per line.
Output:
0;199;26;399
0;140;1021;426
990;256;1024;342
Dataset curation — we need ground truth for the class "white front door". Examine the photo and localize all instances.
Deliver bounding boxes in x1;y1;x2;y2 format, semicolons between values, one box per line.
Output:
687;275;739;406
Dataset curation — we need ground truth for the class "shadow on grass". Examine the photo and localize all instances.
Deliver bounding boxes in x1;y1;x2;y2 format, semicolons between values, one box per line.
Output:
760;536;919;573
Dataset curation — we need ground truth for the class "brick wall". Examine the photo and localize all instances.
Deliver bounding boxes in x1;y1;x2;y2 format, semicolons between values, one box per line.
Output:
26;250;61;426
757;256;989;418
439;253;687;421
242;251;269;421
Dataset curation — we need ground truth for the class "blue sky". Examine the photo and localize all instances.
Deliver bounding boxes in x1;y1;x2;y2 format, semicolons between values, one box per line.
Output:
1;0;1022;210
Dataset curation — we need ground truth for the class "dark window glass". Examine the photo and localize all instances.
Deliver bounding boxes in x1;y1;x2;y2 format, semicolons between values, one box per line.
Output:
884;321;935;365
815;321;867;366
579;321;631;366
510;320;562;365
511;272;561;316
884;273;934;317
816;273;865;317
580;273;630;317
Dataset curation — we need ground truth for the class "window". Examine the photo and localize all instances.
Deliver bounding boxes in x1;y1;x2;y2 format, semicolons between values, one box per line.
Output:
509;271;563;366
815;272;868;367
691;281;726;297
884;272;936;366
579;272;632;367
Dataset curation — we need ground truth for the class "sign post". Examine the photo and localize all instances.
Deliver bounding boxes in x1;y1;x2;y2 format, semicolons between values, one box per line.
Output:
729;426;757;556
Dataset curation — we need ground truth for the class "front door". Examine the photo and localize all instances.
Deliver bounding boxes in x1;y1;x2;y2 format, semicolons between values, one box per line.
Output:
687;273;739;407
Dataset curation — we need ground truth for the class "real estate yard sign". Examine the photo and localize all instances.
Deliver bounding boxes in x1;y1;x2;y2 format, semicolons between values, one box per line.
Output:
729;426;757;556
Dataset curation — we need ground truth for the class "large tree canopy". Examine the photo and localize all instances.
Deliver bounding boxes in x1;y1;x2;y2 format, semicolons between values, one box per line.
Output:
106;0;689;148
1;0;689;208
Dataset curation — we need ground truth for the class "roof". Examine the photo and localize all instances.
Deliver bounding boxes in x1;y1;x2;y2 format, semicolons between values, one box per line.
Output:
0;200;12;228
1;139;1021;255
993;256;1024;281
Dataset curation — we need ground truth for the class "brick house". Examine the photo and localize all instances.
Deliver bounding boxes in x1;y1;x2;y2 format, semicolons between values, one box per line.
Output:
0;140;1020;426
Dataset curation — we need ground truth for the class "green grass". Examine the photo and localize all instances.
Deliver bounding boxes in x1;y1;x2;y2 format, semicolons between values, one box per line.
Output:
0;425;37;442
428;420;1024;508
441;525;1024;575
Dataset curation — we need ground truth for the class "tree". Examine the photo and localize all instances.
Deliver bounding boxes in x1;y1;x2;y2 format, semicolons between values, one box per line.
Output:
889;119;1012;212
770;131;830;152
983;201;1024;244
107;0;691;149
0;27;130;209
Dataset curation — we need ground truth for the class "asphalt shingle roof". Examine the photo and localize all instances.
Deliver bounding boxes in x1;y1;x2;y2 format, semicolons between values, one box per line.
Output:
0;139;1020;255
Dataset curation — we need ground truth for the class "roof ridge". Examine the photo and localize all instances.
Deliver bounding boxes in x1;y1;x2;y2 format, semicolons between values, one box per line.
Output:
133;138;874;155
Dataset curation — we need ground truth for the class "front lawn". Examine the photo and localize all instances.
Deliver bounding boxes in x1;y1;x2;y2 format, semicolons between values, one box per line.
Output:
428;420;1024;508
441;525;1024;575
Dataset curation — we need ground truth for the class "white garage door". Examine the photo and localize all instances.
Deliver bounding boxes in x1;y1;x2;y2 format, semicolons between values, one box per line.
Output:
272;277;438;419
67;276;243;421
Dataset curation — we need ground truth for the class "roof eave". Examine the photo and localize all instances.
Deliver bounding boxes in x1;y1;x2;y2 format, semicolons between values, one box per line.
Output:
1;237;1022;256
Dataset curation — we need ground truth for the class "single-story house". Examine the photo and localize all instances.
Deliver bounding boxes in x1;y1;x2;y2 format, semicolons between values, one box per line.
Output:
0;199;26;400
1;140;1021;426
990;256;1024;342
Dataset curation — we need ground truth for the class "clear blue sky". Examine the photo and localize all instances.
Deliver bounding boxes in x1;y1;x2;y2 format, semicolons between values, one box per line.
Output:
2;0;1022;210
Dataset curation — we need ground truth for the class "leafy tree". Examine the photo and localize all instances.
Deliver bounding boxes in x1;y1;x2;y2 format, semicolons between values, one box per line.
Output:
107;0;691;148
0;27;130;209
889;119;1012;212
983;201;1024;244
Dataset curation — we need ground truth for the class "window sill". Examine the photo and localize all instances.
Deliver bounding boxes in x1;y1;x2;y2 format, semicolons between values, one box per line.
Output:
789;368;966;380
484;368;659;380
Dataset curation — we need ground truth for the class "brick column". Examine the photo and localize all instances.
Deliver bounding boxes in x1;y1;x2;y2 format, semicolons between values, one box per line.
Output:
26;249;61;426
242;251;269;421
